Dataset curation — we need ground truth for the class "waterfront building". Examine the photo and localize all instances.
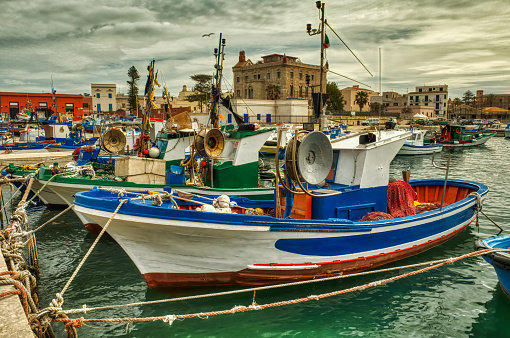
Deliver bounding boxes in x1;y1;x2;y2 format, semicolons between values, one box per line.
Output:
408;85;448;117
91;84;117;113
232;51;324;100
231;51;324;123
342;85;379;113
0;91;84;119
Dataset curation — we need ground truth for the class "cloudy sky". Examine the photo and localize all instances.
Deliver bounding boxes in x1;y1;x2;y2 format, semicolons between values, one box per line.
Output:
1;0;509;99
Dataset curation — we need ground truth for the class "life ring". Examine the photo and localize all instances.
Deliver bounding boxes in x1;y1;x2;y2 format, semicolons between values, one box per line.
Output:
455;127;462;134
61;141;66;145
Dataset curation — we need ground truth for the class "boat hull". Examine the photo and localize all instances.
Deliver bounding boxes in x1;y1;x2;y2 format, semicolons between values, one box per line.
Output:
74;179;488;288
475;237;510;299
398;143;443;155
437;133;495;147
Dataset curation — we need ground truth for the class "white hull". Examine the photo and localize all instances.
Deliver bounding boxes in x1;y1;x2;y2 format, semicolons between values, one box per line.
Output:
398;144;443;155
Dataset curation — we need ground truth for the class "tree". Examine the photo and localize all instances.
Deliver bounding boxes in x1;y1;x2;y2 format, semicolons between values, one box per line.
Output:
462;90;474;105
354;91;369;113
326;82;344;111
370;102;383;113
127;66;140;112
486;93;495;107
186;74;213;113
266;84;281;100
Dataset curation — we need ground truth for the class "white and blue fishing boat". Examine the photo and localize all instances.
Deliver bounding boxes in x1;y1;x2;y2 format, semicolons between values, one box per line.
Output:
397;128;443;155
475;237;510;299
73;128;489;288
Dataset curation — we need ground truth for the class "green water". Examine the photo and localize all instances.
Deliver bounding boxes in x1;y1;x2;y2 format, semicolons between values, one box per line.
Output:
21;137;510;337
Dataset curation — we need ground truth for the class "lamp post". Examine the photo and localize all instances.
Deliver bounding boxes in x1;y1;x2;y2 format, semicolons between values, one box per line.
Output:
306;1;326;130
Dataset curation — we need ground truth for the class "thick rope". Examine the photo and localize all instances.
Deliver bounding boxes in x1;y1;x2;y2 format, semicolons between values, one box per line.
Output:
63;247;509;315
54;248;510;330
47;199;128;314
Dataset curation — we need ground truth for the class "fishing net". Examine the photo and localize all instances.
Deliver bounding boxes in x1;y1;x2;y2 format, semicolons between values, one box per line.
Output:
387;180;417;218
359;211;394;221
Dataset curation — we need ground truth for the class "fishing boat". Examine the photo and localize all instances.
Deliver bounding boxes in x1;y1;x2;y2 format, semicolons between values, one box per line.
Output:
505;124;510;138
5;43;276;224
474;237;510;298
397;128;443;155
73;128;489;288
485;123;507;137
428;124;495;148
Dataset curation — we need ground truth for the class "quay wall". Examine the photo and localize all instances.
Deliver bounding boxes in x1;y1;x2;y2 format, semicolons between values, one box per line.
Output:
0;251;34;337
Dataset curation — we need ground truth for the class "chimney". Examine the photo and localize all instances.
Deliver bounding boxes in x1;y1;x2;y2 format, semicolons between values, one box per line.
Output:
239;51;246;62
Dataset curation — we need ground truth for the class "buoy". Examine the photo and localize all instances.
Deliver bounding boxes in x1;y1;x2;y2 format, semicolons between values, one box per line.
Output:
149;147;160;158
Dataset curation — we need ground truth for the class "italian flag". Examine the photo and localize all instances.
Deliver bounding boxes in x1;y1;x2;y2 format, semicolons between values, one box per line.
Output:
323;34;330;48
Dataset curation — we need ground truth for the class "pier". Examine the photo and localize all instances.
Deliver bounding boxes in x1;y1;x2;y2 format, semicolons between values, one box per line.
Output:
0;252;33;337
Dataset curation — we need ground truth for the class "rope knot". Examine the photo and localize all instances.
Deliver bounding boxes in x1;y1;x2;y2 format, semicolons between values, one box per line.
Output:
65;317;85;330
163;315;176;326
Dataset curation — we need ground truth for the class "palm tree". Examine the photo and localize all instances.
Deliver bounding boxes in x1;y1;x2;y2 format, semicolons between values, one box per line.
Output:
486;94;495;107
355;91;369;113
266;84;281;100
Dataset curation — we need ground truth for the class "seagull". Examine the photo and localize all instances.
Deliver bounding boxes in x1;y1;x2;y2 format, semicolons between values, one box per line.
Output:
202;33;214;37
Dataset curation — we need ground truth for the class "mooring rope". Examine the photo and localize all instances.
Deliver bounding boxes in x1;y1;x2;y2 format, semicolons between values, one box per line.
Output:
54;248;510;330
44;198;128;316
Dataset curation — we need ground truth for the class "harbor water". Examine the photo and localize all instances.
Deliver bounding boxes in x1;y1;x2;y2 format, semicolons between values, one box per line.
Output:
17;137;510;337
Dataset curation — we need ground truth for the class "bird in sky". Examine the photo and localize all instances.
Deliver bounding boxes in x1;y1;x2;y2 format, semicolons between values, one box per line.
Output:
202;33;214;37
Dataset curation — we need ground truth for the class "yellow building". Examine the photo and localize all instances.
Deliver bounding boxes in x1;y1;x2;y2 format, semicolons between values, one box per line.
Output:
341;85;379;112
232;51;325;100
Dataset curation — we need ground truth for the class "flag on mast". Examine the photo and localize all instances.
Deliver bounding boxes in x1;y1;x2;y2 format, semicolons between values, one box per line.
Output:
323;34;330;48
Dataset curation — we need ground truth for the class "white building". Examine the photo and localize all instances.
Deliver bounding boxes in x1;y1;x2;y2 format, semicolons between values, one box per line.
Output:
91;84;117;113
408;85;448;117
231;99;309;124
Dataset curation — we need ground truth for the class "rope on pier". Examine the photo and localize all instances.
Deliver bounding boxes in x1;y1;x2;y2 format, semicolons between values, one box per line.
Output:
0;176;57;337
52;248;510;335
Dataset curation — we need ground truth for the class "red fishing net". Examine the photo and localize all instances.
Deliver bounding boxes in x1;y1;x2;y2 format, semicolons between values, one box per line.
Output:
359;211;394;221
387;180;417;218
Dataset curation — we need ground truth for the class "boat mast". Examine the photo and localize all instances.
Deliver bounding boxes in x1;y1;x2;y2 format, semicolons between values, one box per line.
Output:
307;1;326;130
210;34;226;128
139;59;156;157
